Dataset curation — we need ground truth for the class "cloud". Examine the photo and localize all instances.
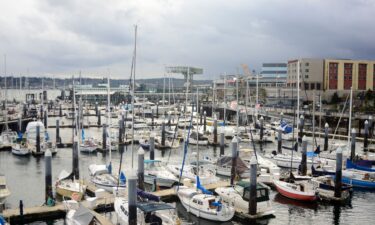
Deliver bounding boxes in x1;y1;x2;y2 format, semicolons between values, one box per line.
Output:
0;0;374;79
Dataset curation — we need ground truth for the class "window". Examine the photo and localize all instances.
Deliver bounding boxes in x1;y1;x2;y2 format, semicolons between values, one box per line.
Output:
305;75;309;79
304;83;309;90
305;69;309;72
311;83;315;89
305;62;309;66
317;83;321;90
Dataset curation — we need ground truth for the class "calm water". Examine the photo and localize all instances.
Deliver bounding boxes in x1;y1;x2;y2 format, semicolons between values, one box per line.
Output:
1;115;375;225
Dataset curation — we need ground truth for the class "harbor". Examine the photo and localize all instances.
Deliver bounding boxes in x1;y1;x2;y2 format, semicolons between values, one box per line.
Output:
1;1;375;224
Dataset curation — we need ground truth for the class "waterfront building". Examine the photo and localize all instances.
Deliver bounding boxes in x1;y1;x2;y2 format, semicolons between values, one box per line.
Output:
287;58;324;90
323;59;375;91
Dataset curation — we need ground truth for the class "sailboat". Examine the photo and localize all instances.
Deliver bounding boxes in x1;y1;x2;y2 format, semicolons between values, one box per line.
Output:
177;176;235;221
0;174;11;204
55;77;86;201
89;78;126;192
273;60;317;202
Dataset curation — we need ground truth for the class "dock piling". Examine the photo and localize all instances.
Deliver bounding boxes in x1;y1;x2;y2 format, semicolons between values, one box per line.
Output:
220;130;225;156
45;150;53;204
324;123;329;151
138;147;145;190
95;102;98;116
36;125;41;154
299;115;304;142
102;123;107;151
204;111;207;132
97;112;101;126
59;104;62;117
350;128;356;161
300;135;307;176
56;119;61;144
161;120;166;147
18;116;22;133
150;134;155;160
213;116;218;144
200;107;203;125
44;110;48;128
364;120;369;152
72;138;79;179
334;147;343;198
260;116;264;141
230;136;238;186
277;128;282;154
249;155;257;216
128;171;137;225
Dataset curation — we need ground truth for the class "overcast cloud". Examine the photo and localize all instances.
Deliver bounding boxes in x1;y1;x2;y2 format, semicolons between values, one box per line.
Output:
0;0;374;79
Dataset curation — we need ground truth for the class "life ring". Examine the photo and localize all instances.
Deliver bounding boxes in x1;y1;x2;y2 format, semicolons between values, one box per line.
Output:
71;192;80;201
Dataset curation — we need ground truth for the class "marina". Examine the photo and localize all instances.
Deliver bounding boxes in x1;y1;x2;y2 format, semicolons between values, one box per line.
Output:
1;1;375;224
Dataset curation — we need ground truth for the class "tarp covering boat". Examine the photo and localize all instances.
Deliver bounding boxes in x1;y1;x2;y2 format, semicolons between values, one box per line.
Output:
216;156;249;175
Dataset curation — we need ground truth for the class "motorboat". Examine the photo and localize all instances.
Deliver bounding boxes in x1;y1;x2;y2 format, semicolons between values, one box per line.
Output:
144;160;180;188
0;174;11;204
215;181;274;218
188;132;208;146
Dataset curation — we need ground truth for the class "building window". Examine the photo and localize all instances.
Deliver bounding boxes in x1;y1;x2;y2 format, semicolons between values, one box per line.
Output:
329;62;338;90
311;83;315;89
317;83;321;90
358;63;367;90
305;75;309;79
305;69;309;72
304;83;309;90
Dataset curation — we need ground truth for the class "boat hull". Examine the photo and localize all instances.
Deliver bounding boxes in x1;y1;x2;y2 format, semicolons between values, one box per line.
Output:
274;180;317;202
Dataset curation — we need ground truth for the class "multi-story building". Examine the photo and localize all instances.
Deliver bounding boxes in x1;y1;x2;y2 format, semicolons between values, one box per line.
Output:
323;59;375;91
261;63;287;79
287;58;324;90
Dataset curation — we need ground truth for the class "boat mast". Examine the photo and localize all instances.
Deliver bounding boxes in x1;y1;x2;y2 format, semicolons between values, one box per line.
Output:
236;70;239;134
296;60;300;142
223;73;226;126
107;77;112;163
347;86;353;148
130;25;137;169
3;55;8;130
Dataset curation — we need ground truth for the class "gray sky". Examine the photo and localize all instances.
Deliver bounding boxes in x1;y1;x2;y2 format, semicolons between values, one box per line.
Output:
0;0;374;79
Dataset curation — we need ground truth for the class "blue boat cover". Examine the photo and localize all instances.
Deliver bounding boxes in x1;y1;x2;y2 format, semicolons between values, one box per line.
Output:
196;176;213;195
119;171;126;184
